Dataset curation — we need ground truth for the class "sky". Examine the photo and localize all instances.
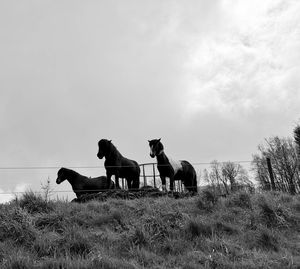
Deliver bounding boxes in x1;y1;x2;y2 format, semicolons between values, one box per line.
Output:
0;0;299;202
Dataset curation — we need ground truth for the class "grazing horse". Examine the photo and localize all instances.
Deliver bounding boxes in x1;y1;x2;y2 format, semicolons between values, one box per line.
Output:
148;139;197;193
56;167;114;198
97;139;140;190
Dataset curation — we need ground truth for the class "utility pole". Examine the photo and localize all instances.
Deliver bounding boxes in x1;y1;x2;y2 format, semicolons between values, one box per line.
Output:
266;157;276;191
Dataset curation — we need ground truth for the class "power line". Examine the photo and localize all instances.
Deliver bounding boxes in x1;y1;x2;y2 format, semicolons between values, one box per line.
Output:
0;166;100;170
0;160;253;170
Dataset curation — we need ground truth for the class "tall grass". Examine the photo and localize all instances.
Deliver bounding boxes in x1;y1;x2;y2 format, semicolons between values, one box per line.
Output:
0;190;299;268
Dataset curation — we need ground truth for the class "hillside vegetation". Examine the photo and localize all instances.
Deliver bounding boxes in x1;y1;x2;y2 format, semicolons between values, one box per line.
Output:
0;190;299;269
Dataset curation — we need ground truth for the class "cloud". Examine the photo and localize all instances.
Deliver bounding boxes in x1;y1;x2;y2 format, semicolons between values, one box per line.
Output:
0;190;14;204
0;183;29;204
181;0;300;119
0;1;299;195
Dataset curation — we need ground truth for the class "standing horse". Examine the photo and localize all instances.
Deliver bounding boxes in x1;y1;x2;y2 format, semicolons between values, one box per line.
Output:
97;139;140;190
148;139;197;193
56;167;114;198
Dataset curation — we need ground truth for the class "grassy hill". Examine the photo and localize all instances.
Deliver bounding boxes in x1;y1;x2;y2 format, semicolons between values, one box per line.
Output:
0;190;299;269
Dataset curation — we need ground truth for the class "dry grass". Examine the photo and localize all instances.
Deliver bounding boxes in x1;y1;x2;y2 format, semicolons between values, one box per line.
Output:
0;190;299;268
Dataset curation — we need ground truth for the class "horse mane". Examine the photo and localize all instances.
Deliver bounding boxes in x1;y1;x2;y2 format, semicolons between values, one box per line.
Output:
62;167;86;180
107;141;123;159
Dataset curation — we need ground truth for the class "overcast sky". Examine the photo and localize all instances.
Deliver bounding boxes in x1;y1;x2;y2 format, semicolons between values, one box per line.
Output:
1;0;299;202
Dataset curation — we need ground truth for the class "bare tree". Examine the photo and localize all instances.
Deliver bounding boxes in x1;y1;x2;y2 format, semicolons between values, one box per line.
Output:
204;160;253;195
294;125;300;163
41;177;54;201
252;136;299;194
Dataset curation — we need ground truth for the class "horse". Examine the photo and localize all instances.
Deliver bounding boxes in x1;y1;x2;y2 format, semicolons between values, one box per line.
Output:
148;138;198;193
56;167;114;198
97;139;140;190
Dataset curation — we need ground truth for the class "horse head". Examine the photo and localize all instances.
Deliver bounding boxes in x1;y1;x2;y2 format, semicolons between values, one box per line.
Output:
56;167;69;184
97;139;112;159
148;138;163;158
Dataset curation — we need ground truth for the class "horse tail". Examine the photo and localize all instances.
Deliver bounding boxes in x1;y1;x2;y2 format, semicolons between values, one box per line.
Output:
181;161;198;193
133;160;140;190
191;171;198;193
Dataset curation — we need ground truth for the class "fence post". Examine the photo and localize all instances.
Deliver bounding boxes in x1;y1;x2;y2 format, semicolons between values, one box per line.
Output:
266;157;276;191
142;164;146;186
152;163;156;188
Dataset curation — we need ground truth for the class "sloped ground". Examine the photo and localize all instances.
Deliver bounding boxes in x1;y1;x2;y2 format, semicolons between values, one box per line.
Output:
73;187;196;202
0;190;299;268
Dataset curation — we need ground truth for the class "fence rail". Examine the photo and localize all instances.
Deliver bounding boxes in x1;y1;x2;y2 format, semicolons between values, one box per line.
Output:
0;160;253;196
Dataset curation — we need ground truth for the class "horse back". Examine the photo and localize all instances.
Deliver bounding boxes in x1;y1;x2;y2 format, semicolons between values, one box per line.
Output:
82;176;112;190
119;157;140;178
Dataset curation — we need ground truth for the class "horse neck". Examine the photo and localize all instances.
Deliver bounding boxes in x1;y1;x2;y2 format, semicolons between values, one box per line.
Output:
156;151;169;165
66;169;81;184
105;144;123;160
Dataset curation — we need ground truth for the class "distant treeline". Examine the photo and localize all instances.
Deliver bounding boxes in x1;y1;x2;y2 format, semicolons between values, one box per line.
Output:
251;125;300;195
202;125;300;195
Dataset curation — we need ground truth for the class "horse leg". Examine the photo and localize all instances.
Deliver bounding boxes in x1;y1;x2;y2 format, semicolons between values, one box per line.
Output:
115;175;120;189
161;176;167;192
106;171;113;189
127;178;132;190
169;176;175;192
130;176;140;190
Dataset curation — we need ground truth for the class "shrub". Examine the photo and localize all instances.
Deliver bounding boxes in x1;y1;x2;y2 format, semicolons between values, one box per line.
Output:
197;190;218;211
16;191;55;214
226;192;252;209
258;199;277;227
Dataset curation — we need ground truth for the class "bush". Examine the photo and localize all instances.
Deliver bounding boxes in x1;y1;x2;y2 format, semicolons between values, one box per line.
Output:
226;192;252;209
258;199;278;227
16;191;55;214
197;190;218;211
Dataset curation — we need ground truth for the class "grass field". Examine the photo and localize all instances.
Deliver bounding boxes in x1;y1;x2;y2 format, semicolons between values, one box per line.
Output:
0;190;299;268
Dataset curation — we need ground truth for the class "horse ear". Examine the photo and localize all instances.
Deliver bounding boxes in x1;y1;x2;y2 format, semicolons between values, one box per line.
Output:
158;138;161;142
109;140;112;143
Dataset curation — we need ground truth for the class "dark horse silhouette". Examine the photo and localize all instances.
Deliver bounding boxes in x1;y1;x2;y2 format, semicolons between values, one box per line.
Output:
56;167;114;198
148;139;197;193
97;139;140;190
